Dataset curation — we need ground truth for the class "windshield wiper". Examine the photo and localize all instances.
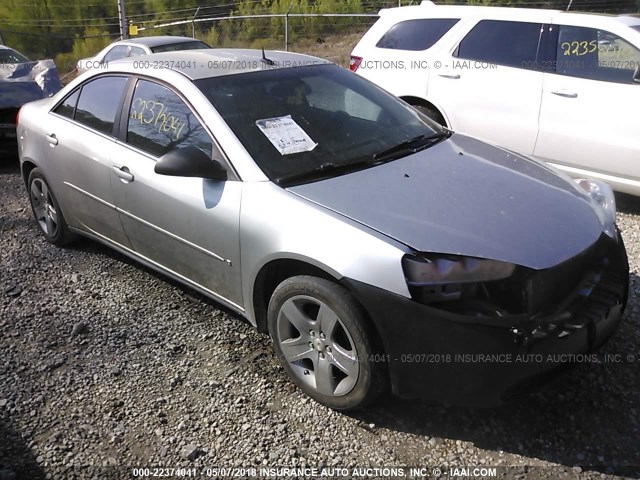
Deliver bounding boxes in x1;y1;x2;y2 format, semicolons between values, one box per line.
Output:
276;159;385;187
276;130;452;187
373;131;451;162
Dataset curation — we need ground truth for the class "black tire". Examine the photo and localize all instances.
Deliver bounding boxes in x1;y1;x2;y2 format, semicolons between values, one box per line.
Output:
27;168;74;246
412;104;447;127
268;275;386;410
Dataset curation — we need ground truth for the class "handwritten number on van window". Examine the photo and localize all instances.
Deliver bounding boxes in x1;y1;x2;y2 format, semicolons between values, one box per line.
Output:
560;40;599;56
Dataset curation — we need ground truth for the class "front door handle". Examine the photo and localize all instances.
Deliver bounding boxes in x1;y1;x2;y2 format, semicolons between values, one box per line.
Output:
438;72;461;79
112;165;134;183
551;89;578;98
45;133;58;146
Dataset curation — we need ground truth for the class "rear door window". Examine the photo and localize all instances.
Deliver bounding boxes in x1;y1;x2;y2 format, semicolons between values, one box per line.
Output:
376;18;459;51
457;20;544;68
74;76;128;135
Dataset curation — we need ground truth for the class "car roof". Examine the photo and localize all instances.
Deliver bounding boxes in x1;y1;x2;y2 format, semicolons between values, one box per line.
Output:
111;48;330;80
380;3;640;28
116;36;204;47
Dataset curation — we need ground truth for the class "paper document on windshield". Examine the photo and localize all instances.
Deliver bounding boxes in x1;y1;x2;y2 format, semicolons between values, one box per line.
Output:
256;115;317;155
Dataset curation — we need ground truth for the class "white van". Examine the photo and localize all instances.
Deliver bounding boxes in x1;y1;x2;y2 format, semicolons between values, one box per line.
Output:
351;3;640;195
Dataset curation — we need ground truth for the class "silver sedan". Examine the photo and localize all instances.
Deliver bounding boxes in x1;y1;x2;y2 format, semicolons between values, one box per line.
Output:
17;49;629;409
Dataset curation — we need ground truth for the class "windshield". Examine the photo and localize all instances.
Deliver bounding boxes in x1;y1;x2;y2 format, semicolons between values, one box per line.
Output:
0;48;29;64
151;40;209;53
194;64;443;184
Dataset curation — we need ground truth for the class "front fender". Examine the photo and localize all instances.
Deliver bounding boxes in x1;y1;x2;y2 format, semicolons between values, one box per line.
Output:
240;182;411;325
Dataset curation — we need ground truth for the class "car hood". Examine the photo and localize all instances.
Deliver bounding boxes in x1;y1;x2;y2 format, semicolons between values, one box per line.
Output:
288;134;604;270
0;59;61;109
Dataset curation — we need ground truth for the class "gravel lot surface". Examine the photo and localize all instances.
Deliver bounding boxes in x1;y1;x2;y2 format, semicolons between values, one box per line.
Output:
1;156;639;480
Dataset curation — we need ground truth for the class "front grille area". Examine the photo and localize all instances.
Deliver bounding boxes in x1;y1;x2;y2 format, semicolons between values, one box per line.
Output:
512;234;629;348
428;233;628;334
525;241;598;314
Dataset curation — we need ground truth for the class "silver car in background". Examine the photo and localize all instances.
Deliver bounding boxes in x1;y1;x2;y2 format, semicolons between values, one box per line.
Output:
76;36;209;74
17;49;628;409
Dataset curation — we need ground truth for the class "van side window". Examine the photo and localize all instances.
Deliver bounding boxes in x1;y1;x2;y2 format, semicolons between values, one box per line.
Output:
376;19;460;51
457;20;543;69
555;25;640;83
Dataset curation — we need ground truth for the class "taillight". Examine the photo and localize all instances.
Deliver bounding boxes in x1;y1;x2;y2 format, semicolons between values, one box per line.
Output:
349;56;363;72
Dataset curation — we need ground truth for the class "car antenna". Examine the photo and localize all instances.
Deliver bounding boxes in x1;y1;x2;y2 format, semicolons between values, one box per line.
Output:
261;46;276;66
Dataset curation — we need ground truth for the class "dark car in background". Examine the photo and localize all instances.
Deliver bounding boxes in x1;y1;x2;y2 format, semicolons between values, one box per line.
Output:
1;45;62;152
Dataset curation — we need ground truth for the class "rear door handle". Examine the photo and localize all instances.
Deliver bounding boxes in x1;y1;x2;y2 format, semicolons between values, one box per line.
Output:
45;133;58;146
112;165;134;183
438;73;461;79
551;89;578;98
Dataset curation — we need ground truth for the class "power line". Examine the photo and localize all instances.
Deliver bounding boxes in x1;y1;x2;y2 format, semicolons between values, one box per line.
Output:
0;28;120;39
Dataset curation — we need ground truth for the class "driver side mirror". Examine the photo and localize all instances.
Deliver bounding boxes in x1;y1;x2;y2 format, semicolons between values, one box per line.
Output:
155;146;227;181
634;65;640;84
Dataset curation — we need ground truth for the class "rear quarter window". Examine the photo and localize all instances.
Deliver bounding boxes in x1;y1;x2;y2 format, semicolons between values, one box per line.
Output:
376;18;460;51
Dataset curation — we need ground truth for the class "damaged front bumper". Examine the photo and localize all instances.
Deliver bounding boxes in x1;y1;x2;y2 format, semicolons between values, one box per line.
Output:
343;233;629;407
0;108;18;141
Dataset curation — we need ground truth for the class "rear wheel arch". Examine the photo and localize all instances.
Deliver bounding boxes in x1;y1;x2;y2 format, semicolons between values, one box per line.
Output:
21;160;38;188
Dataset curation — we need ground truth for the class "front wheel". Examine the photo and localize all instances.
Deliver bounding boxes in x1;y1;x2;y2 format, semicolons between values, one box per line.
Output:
267;275;385;410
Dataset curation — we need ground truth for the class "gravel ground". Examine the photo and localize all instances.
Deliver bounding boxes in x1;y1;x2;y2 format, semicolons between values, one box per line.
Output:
1;156;639;480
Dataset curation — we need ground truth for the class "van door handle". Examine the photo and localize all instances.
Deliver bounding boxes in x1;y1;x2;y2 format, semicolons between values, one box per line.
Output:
551;89;578;98
45;133;58;146
112;165;134;182
438;73;461;79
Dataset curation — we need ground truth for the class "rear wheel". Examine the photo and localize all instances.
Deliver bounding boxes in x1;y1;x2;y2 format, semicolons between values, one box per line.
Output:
268;275;385;410
27;168;73;246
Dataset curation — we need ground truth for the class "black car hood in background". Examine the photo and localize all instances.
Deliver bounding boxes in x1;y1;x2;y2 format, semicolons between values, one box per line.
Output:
289;134;604;270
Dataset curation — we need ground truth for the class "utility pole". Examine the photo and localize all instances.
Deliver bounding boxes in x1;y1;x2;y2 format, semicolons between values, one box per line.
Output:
285;0;294;51
192;6;200;38
117;0;128;40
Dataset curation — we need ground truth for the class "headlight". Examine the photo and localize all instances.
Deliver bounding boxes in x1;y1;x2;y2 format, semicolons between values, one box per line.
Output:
576;178;616;239
402;254;515;285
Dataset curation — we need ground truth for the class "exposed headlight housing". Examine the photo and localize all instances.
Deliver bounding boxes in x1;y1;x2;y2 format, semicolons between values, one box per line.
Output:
576;178;616;239
402;254;515;285
402;253;516;305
